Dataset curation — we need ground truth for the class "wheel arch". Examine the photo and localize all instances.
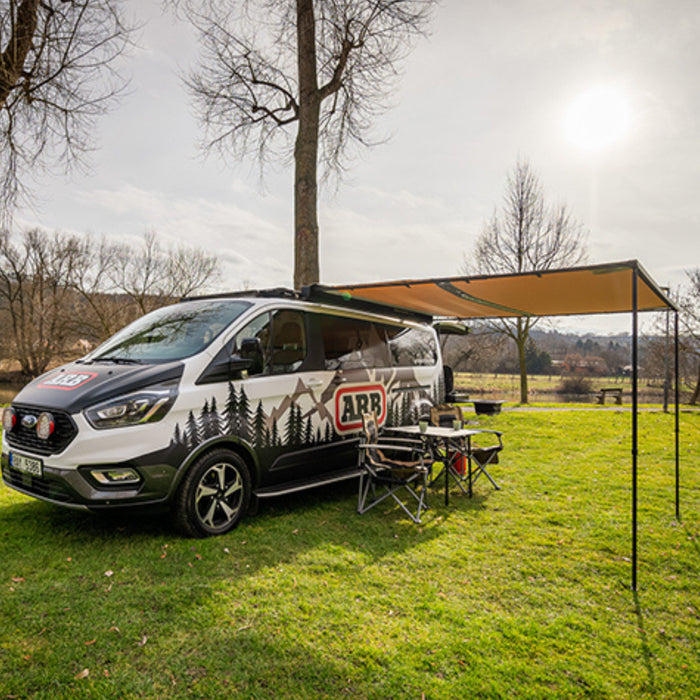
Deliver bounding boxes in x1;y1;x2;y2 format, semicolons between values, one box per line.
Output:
169;436;260;499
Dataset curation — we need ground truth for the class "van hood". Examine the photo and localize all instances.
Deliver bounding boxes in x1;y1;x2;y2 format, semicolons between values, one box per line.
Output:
12;361;185;414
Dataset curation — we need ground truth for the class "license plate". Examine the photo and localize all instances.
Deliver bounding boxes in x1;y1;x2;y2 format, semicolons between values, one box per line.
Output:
10;452;43;478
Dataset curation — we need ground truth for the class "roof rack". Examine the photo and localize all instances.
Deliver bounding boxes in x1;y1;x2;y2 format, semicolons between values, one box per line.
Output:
181;288;299;302
181;285;433;323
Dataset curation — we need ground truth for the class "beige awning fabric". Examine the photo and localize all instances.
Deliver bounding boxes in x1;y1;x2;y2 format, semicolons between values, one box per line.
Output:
310;260;675;321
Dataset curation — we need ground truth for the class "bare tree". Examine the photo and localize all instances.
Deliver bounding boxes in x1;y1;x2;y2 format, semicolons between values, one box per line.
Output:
679;268;700;404
0;0;131;219
0;228;221;376
0;228;84;375
465;160;588;403
70;235;138;340
107;230;221;315
178;0;435;289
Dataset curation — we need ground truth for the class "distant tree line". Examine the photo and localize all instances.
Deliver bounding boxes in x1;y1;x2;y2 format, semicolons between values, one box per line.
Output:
443;313;699;404
0;228;220;376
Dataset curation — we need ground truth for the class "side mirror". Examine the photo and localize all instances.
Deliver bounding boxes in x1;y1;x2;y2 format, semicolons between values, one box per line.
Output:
240;337;264;375
240;337;262;357
196;347;253;385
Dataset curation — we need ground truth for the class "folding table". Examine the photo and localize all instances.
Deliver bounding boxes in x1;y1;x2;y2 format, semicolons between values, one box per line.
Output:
387;425;486;506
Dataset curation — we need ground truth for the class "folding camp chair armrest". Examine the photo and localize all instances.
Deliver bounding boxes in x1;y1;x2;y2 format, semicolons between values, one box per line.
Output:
378;437;425;447
359;443;419;453
475;429;504;447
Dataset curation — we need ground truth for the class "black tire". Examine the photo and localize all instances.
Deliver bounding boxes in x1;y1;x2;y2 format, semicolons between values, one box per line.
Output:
174;448;251;537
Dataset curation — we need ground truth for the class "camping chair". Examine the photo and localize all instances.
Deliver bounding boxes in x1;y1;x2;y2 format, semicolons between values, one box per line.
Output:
430;405;504;494
469;430;504;491
430;404;463;428
446;429;504;496
357;411;433;524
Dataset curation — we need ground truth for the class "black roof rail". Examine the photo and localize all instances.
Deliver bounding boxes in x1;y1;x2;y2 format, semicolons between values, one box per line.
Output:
181;288;299;302
182;285;433;323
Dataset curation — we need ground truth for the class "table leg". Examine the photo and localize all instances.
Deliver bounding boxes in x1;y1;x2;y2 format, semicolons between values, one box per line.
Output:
467;436;473;498
445;442;450;507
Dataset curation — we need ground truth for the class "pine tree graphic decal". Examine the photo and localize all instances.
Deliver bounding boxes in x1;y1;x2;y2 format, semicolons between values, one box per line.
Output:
185;410;199;450
238;386;251;441
224;382;239;436
253;401;265;448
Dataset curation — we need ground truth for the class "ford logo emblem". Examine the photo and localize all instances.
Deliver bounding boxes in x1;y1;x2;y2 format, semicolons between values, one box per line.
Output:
21;414;38;429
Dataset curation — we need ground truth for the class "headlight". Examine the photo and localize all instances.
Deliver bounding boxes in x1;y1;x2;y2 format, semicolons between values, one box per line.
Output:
84;382;178;430
2;407;16;433
36;412;55;440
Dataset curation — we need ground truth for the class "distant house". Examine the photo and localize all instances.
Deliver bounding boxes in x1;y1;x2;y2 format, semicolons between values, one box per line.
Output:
562;354;609;376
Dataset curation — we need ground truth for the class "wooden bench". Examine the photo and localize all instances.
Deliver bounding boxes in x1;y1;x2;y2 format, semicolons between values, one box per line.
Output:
597;387;623;405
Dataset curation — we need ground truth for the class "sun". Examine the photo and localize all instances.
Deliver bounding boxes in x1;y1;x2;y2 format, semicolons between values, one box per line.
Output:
565;85;631;151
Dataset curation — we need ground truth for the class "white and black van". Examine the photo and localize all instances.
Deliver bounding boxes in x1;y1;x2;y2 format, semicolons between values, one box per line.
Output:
1;289;445;536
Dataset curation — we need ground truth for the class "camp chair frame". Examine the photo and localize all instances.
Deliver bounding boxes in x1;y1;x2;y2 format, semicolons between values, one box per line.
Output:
450;429;504;495
357;412;433;524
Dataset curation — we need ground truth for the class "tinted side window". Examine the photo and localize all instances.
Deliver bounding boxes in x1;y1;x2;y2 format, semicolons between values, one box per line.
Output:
234;309;308;375
270;309;307;373
387;326;438;367
319;315;391;370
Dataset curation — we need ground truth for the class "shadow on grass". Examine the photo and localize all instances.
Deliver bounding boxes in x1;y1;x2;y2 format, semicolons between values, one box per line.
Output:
0;475;494;578
633;591;658;697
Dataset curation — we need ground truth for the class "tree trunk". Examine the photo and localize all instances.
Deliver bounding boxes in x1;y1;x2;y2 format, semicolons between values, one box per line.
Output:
690;359;700;405
293;0;320;290
516;318;529;404
0;0;40;108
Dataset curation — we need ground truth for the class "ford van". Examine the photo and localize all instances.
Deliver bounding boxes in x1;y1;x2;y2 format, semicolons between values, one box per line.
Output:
1;289;444;536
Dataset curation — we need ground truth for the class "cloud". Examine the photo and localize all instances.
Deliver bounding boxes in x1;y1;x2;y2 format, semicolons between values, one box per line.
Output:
72;185;293;289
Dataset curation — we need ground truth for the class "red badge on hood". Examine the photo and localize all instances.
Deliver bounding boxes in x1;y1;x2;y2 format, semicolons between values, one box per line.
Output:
38;372;98;391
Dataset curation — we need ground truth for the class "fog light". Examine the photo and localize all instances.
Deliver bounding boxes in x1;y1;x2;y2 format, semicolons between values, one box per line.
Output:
36;412;55;440
90;468;141;485
2;407;16;433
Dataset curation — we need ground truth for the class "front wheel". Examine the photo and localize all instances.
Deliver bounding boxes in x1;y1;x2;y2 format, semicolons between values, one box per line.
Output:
174;449;251;537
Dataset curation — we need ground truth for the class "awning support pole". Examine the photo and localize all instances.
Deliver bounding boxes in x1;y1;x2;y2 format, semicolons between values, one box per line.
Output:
675;310;681;522
631;268;639;591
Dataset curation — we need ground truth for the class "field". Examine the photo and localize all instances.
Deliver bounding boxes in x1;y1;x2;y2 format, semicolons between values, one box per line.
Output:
453;372;672;403
0;407;699;699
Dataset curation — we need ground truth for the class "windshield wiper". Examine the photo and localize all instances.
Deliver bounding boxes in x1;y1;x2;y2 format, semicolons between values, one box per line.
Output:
92;356;144;365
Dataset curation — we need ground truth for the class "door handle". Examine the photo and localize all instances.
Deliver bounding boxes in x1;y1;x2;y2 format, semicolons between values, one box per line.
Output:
306;377;324;387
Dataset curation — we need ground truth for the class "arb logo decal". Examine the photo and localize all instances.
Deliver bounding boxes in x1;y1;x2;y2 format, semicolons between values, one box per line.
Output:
38;372;98;390
334;384;386;433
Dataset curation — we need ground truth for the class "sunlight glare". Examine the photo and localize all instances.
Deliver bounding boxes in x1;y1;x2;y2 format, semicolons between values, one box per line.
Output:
565;86;631;151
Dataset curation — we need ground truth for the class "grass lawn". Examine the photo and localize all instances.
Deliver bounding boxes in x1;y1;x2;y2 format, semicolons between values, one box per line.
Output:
0;408;698;699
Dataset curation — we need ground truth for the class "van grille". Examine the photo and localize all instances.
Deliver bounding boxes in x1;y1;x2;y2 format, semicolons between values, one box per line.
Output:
6;405;78;456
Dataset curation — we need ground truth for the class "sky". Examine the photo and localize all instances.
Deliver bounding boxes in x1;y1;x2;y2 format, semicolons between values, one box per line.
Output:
14;0;700;334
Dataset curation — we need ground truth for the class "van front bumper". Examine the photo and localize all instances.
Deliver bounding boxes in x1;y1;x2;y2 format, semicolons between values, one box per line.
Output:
1;450;177;509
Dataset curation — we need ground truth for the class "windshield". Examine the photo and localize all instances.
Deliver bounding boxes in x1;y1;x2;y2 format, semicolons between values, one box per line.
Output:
87;300;251;363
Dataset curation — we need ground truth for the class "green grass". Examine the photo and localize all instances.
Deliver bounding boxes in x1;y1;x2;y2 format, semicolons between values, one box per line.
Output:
1;409;698;699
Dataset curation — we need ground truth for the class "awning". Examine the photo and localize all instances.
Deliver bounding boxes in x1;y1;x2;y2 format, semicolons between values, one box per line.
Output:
305;260;676;321
304;259;680;592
